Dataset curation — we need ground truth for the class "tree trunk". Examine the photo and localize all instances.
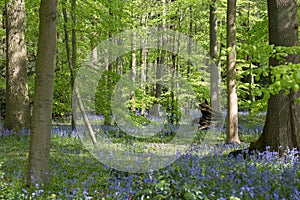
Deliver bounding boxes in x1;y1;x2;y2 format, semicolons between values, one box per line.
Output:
152;0;167;117
62;0;77;131
71;0;77;130
1;7;5;81
209;0;222;128
226;0;240;144
250;0;300;152
27;0;58;185
186;6;192;78
3;0;30;132
131;29;137;112
140;40;148;115
140;13;148;116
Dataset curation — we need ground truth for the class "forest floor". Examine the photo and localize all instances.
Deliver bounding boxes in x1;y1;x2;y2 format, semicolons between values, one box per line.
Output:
0;113;299;199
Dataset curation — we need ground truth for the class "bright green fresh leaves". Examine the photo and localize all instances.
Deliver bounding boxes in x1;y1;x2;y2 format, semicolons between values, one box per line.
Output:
269;63;300;94
1;0;299;120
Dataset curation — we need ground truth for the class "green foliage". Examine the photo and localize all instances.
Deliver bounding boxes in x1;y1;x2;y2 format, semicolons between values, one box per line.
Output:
6;0;298;122
127;86;157;114
95;70;121;123
243;46;300;113
14;0;266;120
53;68;72;119
25;0;40;75
0;77;5;89
269;63;300;95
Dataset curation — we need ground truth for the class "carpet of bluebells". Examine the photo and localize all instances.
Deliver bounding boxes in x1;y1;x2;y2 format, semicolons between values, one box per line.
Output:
0;116;300;200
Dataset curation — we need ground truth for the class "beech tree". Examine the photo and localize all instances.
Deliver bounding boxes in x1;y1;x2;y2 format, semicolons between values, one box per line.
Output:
3;0;30;131
226;0;240;144
62;0;77;130
209;0;222;128
250;0;300;152
153;0;167;117
27;0;58;185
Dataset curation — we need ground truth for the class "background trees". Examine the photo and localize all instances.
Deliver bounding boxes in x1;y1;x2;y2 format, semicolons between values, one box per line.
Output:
0;0;268;120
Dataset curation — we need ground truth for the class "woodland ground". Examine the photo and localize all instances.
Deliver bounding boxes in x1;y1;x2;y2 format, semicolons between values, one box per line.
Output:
0;113;299;200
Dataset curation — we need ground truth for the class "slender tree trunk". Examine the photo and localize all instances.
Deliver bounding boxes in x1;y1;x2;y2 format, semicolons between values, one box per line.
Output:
152;0;167;117
62;0;77;130
62;2;96;143
103;42;111;124
186;6;192;78
140;13;148;116
116;38;123;75
1;6;5;80
246;2;255;105
71;0;77;130
62;2;72;117
27;0;58;185
103;5;114;125
250;0;300;152
131;29;137;112
3;0;30;132
226;0;240;144
140;40;148;115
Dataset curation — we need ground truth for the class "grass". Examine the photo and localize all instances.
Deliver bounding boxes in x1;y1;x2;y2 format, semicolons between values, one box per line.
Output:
0;116;299;199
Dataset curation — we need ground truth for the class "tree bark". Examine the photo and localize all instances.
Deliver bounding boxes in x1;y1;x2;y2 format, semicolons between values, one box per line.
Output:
27;0;58;185
3;0;30;132
250;0;300;152
131;29;137;112
1;7;5;80
62;0;77;131
140;13;148;116
226;0;240;144
152;0;167;117
210;0;222;128
71;0;77;130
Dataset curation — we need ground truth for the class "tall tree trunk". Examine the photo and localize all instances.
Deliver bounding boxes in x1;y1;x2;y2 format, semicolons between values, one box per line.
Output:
186;6;192;78
250;0;300;152
246;2;255;105
3;0;30;132
152;0;167;117
1;7;5;81
62;1;96;143
103;5;114;125
131;29;137;112
209;0;222;128
27;0;58;185
62;0;77;131
226;0;240;144
71;0;77;130
140;13;148;116
140;39;148;115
